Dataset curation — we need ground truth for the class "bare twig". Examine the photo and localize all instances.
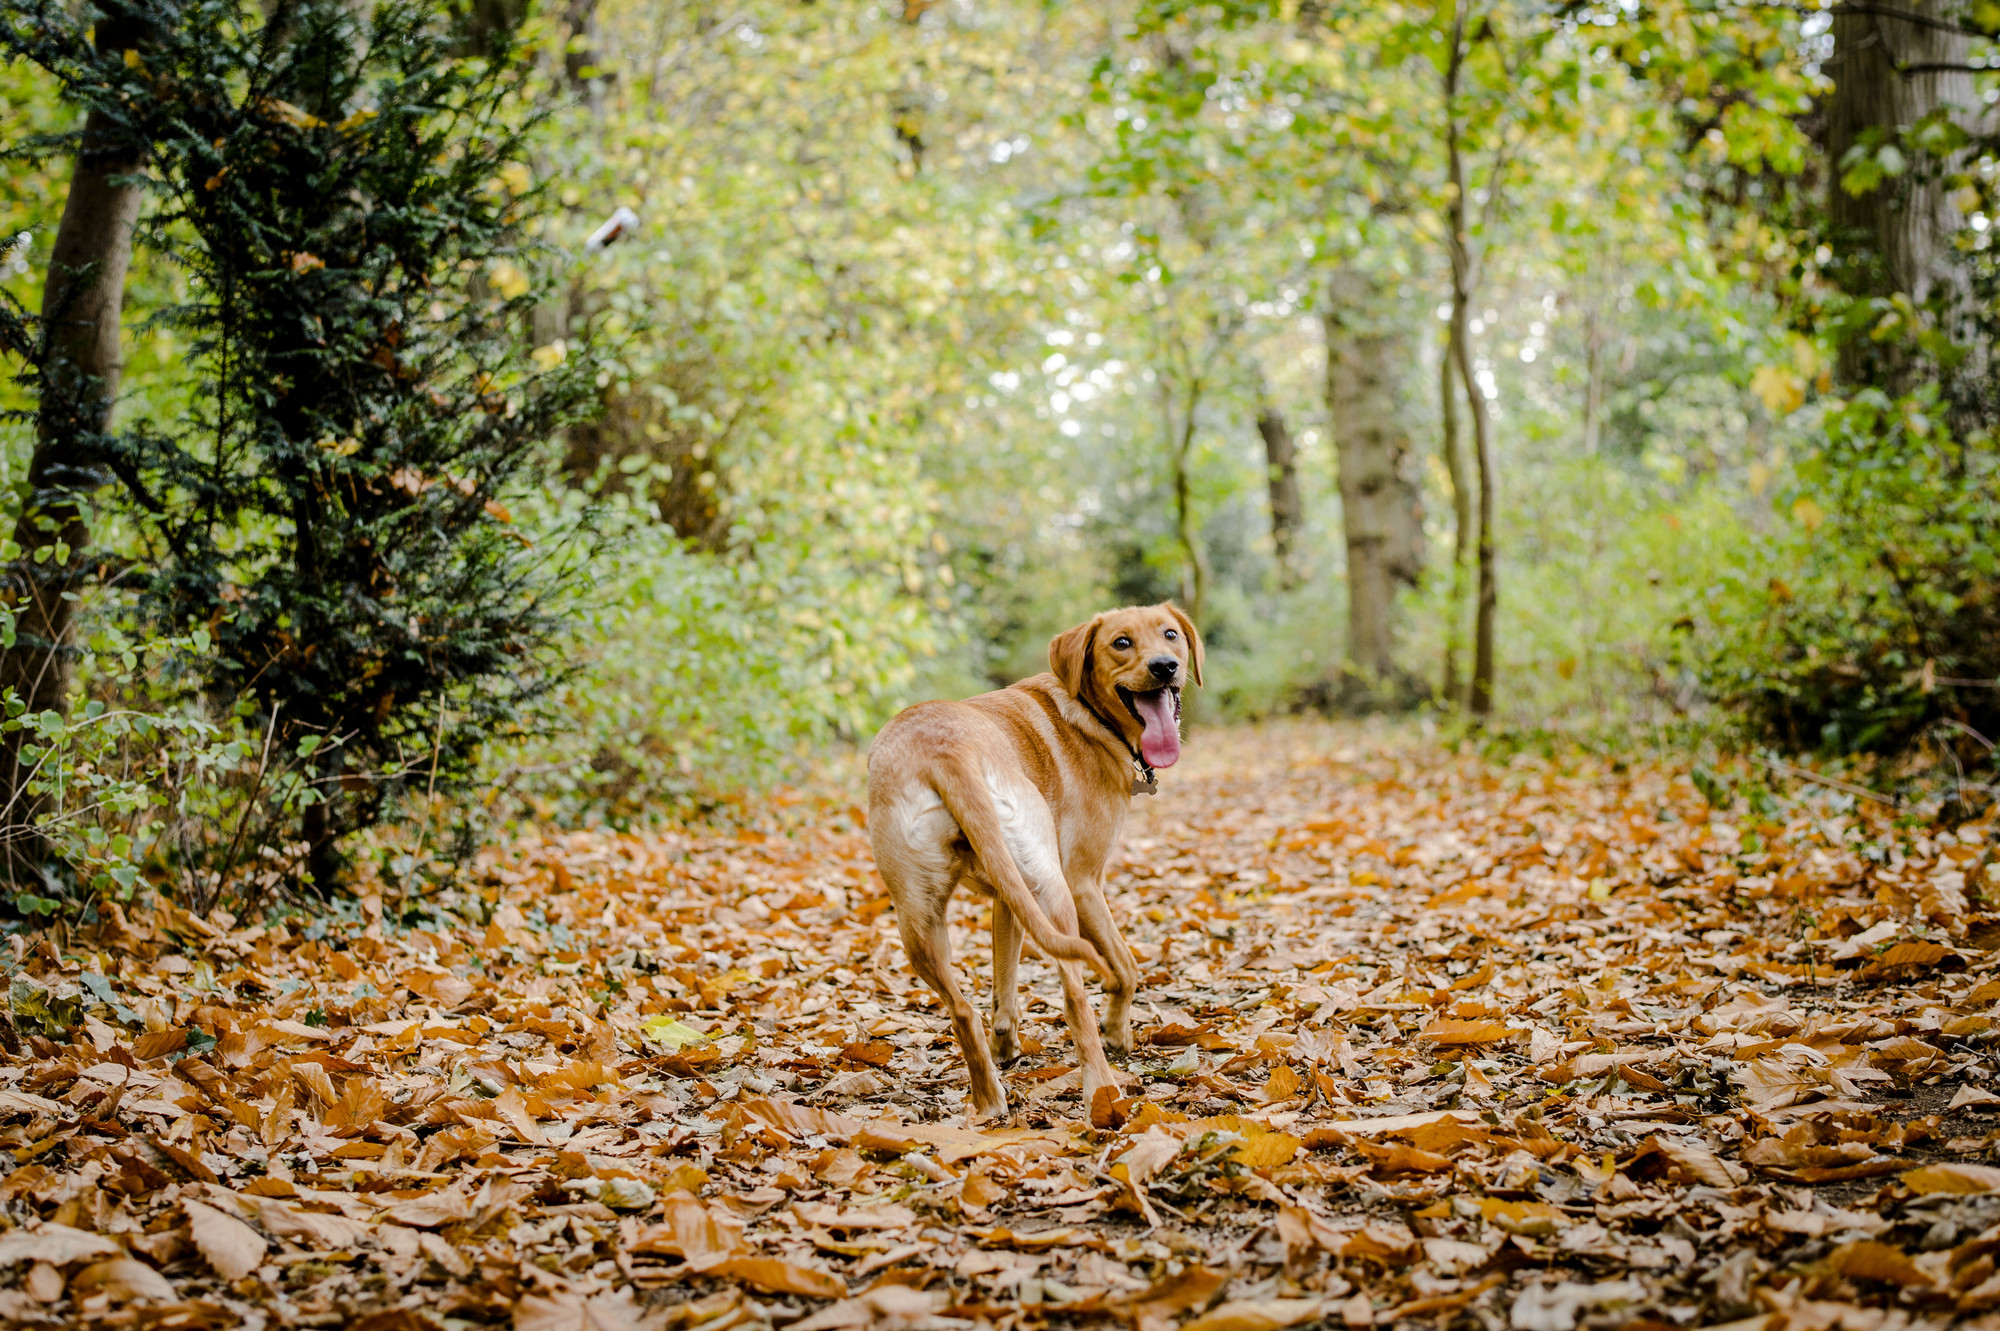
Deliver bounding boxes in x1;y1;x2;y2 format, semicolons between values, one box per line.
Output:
1750;753;1897;805
210;701;283;914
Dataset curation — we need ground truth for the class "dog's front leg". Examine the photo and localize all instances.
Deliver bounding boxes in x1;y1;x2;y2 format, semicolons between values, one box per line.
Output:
990;901;1023;1065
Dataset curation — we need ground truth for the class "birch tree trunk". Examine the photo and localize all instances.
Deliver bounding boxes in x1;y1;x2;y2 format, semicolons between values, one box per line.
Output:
0;19;148;882
1325;270;1423;693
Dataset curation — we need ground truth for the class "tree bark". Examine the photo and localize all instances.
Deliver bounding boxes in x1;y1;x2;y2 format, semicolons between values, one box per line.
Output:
1164;378;1210;630
1581;300;1605;456
0;25;148;884
1439;322;1471;705
1824;0;1979;392
1444;0;1499;719
1324;269;1424;691
1255;397;1301;588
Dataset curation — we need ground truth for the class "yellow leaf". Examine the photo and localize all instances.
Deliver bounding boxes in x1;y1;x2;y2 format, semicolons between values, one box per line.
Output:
490;261;530;300
1790;497;1825;531
1751;364;1805;415
531;340;567;370
642;1015;708;1051
497;162;532;195
1476;1197;1568;1237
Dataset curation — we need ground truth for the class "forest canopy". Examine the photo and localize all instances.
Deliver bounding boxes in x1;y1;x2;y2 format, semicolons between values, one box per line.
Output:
2;0;1998;910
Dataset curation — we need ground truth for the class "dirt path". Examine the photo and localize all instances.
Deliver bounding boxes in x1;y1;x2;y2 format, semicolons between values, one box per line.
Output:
4;722;1999;1329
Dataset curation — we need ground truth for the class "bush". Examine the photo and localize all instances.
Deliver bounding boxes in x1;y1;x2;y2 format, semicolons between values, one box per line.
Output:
9;0;596;891
1693;387;2000;754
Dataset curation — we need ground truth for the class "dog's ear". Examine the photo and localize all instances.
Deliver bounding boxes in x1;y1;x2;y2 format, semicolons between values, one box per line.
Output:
1165;603;1205;686
1048;617;1098;700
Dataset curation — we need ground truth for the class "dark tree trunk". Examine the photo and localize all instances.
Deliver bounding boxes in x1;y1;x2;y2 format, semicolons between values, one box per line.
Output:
1162;377;1210;630
1439;324;1471;704
0;23;148;884
1325;270;1424;693
1444;0;1499;719
1256;399;1302;587
561;0;603;90
1824;0;1980;392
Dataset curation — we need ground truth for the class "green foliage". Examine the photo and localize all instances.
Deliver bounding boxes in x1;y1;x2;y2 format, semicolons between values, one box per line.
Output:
1692;389;2000;754
3;0;595;894
503;488;943;819
4;0;1990;900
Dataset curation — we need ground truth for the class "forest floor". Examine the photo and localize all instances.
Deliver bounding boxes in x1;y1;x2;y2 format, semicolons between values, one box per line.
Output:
2;721;1999;1330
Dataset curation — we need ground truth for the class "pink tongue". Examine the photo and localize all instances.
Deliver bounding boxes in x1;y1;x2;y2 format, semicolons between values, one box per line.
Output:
1131;690;1180;768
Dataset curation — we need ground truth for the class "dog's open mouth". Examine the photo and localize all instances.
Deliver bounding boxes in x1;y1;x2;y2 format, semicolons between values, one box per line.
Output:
1117;685;1182;769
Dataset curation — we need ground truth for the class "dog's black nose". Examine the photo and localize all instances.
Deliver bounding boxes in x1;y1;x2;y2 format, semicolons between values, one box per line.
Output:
1148;656;1179;683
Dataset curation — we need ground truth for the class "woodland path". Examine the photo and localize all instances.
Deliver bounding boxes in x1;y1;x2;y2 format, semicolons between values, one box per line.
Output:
1;722;1998;1330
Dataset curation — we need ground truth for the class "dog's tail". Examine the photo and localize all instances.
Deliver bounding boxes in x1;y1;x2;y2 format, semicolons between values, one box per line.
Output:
931;753;1107;977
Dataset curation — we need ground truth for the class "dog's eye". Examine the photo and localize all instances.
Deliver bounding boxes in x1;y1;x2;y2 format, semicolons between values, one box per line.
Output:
1164;629;1178;640
1112;636;1131;650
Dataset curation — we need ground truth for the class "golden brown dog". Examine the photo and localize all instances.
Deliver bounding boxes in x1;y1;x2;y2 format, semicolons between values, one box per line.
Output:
866;603;1203;1119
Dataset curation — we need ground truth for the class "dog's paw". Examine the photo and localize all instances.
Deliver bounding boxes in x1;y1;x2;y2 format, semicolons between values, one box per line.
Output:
970;1092;1010;1123
990;1023;1020;1065
1098;1016;1132;1059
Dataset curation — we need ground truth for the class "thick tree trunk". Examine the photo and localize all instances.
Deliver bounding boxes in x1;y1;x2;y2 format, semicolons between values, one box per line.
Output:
0;65;147;883
1824;0;1979;392
1256;398;1301;588
1324;270;1423;691
1444;0;1499;719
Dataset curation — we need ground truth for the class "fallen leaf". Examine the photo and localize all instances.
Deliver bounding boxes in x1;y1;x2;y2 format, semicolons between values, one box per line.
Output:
183;1198;268;1281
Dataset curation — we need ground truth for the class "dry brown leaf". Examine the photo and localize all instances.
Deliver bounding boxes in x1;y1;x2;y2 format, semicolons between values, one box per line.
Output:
70;1258;177;1304
706;1255;847;1300
790;1286;947;1331
513;1288;649;1331
183;1197;268;1281
1420;1018;1512;1046
1823;1240;1931;1287
1902;1162;2000;1195
1180;1298;1329;1331
0;1224;122;1267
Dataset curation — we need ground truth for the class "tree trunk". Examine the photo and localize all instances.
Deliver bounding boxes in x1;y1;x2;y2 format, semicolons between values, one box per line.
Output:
1444;0;1499;720
1324;269;1424;691
1824;0;1979;392
1439;321;1471;706
1581;300;1604;456
1255;398;1301;588
1162;378;1209;630
0;27;148;885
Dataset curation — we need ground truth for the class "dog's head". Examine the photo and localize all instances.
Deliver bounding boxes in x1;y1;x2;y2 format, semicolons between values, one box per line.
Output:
1048;603;1204;769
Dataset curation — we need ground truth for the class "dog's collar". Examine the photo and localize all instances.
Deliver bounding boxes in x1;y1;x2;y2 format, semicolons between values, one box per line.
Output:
1076;692;1158;797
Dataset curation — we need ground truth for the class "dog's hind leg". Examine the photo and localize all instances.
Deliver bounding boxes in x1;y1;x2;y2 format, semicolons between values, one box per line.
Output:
1072;876;1142;1057
898;900;1008;1121
990;899;1023;1065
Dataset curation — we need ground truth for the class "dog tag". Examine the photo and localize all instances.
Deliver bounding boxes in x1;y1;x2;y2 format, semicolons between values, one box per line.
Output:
1131;773;1158;797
